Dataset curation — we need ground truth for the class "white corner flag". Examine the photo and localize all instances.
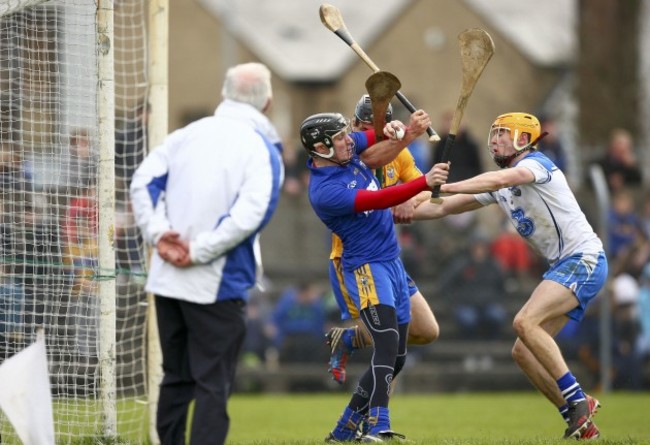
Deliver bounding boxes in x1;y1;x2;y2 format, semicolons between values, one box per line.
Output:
0;329;55;445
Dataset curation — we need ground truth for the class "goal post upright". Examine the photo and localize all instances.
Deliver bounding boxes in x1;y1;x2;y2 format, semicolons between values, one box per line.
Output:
146;0;169;442
97;0;118;438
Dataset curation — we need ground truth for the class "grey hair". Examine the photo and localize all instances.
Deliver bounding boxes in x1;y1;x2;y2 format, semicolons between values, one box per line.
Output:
221;62;273;111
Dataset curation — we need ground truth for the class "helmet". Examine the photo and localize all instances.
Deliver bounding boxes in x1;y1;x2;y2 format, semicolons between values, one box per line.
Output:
488;112;541;168
300;112;350;157
488;112;541;151
354;94;393;124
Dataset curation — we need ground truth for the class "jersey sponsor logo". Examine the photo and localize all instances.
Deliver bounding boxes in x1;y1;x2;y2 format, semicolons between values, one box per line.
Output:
347;180;357;189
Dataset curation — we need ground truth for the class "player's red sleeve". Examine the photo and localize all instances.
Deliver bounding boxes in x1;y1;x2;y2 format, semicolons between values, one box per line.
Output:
353;176;427;212
364;130;376;146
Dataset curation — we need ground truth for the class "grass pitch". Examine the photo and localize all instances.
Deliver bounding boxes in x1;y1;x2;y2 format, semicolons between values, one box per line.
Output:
227;392;650;445
1;391;648;443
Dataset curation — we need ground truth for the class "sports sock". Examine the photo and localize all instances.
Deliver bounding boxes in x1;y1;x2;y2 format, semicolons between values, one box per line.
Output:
366;406;391;435
557;372;586;404
341;328;356;352
559;404;569;423
351;325;371;350
330;406;364;441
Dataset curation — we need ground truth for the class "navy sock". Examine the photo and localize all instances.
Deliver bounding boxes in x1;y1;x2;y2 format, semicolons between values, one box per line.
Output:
559;404;569;423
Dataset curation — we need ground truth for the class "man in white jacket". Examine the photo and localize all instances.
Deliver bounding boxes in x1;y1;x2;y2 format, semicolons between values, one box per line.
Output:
130;62;284;445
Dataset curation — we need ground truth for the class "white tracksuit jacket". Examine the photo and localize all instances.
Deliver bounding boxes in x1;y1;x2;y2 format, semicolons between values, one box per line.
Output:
130;100;284;304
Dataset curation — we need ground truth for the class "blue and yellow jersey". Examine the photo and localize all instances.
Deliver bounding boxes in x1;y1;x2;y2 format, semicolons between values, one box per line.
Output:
308;154;401;271
329;148;422;259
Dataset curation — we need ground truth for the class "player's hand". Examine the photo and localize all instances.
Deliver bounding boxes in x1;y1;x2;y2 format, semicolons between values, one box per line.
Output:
392;198;416;224
406;110;431;138
383;121;406;141
157;231;192;267
424;162;449;188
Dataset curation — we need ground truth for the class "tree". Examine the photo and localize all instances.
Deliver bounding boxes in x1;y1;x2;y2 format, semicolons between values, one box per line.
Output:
577;0;641;146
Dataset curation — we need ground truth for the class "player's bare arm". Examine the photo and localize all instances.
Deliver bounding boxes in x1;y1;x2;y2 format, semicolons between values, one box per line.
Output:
360;110;431;168
441;166;534;195
391;197;417;224
393;191;432;224
413;193;482;220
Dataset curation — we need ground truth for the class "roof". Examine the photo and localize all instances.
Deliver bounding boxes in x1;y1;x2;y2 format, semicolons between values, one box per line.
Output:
199;0;577;82
200;0;408;82
465;0;577;66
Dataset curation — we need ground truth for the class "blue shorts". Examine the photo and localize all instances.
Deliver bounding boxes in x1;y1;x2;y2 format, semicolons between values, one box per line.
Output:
329;257;412;324
543;251;608;322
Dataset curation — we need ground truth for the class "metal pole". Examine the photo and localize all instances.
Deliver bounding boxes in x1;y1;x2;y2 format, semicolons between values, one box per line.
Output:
589;164;612;392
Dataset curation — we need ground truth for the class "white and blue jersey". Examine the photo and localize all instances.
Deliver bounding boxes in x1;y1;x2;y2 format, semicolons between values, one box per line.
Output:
475;151;607;321
475;152;603;263
130;100;284;304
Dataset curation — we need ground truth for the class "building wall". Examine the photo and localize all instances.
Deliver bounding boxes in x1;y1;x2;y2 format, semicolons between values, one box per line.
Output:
164;1;565;279
169;1;560;148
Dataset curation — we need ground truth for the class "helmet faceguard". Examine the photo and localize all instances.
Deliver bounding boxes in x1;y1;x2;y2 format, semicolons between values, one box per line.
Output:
354;94;393;125
300;112;352;164
487;112;541;168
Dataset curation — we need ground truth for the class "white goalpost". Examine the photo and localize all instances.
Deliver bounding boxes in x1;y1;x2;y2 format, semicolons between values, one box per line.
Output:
0;0;165;442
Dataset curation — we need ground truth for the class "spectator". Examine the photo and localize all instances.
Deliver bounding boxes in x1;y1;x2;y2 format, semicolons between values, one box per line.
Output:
438;233;508;340
114;195;144;277
611;273;643;390
537;114;568;173
20;202;65;331
271;282;328;363
607;188;641;262
433;109;482;183
0;141;34;215
640;194;650;240
491;215;536;282
572;302;607;390
0;261;26;347
61;184;99;358
637;264;650;362
115;102;148;190
61;128;95;193
595;128;642;192
241;295;274;367
281;143;309;197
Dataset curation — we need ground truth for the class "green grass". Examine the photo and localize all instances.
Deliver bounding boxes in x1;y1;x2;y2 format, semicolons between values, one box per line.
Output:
2;392;648;444
227;392;650;445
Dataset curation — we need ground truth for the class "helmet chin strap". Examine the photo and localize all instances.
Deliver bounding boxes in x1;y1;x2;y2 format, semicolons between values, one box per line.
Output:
311;145;352;167
493;131;549;169
311;146;335;160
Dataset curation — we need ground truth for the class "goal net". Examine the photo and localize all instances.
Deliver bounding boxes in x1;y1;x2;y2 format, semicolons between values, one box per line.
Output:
0;0;153;442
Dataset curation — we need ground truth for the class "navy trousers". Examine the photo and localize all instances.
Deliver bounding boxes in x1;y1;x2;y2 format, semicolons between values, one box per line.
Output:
155;295;246;445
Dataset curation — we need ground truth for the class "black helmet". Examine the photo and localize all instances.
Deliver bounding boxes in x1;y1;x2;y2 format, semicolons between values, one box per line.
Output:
354;94;393;124
299;112;349;155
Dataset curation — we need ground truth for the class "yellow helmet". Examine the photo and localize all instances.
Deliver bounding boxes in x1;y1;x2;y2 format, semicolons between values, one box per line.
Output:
488;112;541;152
